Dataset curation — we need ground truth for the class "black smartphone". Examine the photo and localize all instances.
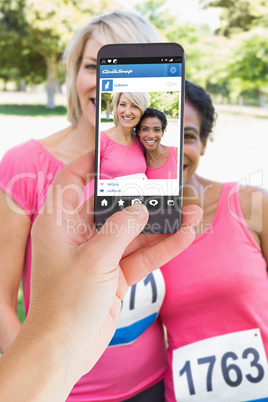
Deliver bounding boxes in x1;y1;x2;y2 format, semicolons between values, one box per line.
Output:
94;42;185;234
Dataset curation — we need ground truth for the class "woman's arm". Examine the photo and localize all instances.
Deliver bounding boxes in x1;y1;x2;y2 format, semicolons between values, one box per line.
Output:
239;185;268;266
260;191;268;265
0;190;31;353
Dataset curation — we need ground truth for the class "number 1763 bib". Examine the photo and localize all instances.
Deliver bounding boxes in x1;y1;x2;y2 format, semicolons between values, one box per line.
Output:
172;329;268;402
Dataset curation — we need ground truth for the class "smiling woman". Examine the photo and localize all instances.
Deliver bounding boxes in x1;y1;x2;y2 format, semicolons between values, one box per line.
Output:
75;37;100;131
99;91;149;180
0;10;170;402
137;108;178;179
158;80;268;402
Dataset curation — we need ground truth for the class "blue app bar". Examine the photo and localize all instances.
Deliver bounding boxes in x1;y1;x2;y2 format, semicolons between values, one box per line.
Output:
100;63;182;78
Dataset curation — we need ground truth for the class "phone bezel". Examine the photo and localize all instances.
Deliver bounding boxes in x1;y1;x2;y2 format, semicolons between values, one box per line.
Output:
94;43;185;234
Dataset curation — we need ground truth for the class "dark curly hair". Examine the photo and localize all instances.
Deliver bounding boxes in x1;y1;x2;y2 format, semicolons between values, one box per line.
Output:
136;108;167;133
185;80;216;141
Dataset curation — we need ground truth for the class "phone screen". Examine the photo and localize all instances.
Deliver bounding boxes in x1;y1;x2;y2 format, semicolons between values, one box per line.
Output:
94;43;184;233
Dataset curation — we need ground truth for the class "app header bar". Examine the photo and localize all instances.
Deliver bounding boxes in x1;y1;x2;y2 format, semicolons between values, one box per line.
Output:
100;63;182;78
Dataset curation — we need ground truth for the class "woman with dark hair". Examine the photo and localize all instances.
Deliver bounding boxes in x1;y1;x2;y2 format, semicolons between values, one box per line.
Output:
159;80;268;401
137;108;178;179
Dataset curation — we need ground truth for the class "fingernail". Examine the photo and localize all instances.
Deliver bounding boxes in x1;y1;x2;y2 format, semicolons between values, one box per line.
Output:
127;203;148;219
196;206;203;219
190;207;203;227
195;207;203;225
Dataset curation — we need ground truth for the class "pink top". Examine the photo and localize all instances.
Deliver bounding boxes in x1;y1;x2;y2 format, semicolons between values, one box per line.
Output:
0;139;167;401
159;182;268;401
0;140;65;312
146;146;177;179
100;131;146;179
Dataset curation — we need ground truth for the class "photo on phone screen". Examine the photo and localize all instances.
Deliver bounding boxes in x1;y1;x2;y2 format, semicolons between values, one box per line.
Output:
94;43;185;233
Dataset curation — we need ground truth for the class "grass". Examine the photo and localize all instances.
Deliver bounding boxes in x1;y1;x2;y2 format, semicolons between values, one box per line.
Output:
0;104;67;116
101;118;114;123
0;105;115;120
0;285;24;356
17;283;25;324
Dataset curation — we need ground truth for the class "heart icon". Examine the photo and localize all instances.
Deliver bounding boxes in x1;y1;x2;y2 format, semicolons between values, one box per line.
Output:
108;59;112;63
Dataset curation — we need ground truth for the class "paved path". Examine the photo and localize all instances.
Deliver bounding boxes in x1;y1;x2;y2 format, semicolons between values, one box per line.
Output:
198;109;268;189
1;92;268;189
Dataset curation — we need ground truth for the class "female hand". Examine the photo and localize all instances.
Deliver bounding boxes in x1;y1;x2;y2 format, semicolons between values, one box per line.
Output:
31;150;202;378
0;150;202;401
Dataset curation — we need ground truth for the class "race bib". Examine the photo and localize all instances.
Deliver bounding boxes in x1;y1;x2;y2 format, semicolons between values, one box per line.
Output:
109;269;165;346
172;329;268;401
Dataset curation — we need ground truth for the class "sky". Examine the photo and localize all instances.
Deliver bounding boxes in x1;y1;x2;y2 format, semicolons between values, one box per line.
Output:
119;0;221;30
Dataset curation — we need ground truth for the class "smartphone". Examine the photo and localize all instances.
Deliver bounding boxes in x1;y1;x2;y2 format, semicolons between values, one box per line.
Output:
94;43;185;234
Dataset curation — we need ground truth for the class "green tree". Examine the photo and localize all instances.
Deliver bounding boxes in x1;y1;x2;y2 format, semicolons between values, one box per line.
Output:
203;0;268;104
203;0;268;36
226;28;268;107
166;22;232;96
0;0;122;107
135;0;230;97
0;0;46;89
20;0;96;108
149;91;179;118
101;93;113;120
135;0;176;33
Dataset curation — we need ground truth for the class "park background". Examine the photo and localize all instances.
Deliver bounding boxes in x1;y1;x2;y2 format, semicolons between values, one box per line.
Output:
0;0;267;323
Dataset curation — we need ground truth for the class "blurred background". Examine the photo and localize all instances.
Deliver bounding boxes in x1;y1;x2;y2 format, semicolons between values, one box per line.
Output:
0;0;267;325
0;0;268;188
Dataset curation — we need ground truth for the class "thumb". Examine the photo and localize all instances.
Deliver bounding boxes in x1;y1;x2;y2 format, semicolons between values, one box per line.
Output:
91;203;149;266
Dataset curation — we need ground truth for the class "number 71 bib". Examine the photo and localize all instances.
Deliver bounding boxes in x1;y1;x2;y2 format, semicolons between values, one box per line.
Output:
172;329;268;401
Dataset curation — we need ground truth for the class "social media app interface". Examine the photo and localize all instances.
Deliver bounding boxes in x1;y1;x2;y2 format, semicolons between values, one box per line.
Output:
96;56;183;211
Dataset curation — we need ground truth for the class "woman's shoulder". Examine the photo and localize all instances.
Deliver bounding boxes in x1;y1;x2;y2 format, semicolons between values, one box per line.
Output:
238;184;268;215
0;139;40;167
1;131;65;176
101;129;116;145
0;140;46;212
239;184;268;236
238;183;268;199
224;182;268;248
102;127;116;140
38;127;75;164
100;130;112;148
39;126;96;165
170;146;178;158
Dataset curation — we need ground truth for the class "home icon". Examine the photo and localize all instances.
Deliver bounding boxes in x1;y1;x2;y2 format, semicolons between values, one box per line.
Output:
101;199;108;207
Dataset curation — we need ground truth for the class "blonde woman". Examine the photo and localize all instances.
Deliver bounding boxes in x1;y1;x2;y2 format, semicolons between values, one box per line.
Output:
100;92;149;179
0;11;168;402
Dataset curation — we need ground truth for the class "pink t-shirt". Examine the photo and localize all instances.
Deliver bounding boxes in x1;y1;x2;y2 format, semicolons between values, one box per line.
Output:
0;140;65;311
100;131;146;179
0;139;167;401
146;146;177;179
159;182;268;401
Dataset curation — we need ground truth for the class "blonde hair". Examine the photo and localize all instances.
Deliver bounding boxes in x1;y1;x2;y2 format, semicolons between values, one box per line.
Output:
63;10;160;125
113;92;149;125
